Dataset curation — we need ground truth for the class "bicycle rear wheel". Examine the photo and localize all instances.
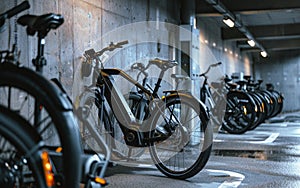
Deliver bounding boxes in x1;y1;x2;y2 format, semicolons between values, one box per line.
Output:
0;63;82;188
149;94;212;179
0;106;47;188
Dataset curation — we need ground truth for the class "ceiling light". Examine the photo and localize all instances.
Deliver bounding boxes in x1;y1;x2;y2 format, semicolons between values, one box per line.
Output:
223;17;235;28
260;51;268;58
247;40;255;47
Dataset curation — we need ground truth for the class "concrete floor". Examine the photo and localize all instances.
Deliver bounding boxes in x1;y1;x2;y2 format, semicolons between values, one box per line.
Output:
101;112;300;188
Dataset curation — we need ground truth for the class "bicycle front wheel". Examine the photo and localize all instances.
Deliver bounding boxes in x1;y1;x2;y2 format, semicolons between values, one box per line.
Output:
0;106;47;188
0;63;82;188
149;93;212;179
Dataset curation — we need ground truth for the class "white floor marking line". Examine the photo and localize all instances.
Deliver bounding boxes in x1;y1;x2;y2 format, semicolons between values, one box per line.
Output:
213;132;280;144
213;139;225;142
278;123;288;127
249;132;279;144
207;169;245;188
262;123;287;127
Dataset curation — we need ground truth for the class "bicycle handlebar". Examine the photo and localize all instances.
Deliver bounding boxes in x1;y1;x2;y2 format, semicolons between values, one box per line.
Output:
200;62;222;77
131;58;178;79
131;62;145;71
212;62;222;67
95;40;128;56
115;40;129;46
7;1;30;18
0;1;30;28
84;40;128;60
131;62;149;80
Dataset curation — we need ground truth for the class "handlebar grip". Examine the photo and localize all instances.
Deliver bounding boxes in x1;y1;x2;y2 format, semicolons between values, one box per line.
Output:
6;1;30;18
212;62;222;67
117;40;129;46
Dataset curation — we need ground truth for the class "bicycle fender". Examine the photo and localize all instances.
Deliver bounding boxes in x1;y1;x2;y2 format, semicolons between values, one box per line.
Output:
0;63;72;110
0;63;82;187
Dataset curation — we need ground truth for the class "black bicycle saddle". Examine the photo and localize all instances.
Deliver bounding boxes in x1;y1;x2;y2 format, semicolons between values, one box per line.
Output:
17;13;64;37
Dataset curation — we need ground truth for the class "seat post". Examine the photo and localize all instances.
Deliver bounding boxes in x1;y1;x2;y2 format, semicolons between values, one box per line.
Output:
33;35;46;126
32;35;47;73
152;69;166;96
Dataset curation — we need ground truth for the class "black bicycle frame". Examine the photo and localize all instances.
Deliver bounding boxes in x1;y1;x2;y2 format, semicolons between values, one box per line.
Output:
94;67;202;147
200;77;215;108
95;68;156;147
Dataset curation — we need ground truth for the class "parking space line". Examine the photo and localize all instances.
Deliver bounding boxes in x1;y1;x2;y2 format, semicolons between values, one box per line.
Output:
249;132;279;144
214;132;280;144
207;169;245;188
261;123;287;127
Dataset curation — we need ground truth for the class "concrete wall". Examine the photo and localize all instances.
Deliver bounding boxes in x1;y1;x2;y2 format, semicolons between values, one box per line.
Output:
1;0;259;107
0;0;180;99
197;17;253;77
254;50;300;112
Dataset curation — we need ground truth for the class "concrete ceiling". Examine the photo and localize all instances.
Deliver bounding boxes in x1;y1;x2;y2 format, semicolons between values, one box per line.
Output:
196;0;300;55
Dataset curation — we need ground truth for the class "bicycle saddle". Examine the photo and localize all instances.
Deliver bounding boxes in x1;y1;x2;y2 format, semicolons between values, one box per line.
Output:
17;13;64;37
224;77;232;83
257;79;263;84
236;80;248;86
227;82;238;89
243;75;251;80
149;58;178;70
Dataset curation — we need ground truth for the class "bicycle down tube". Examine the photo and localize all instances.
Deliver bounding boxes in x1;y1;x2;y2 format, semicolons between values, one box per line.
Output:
98;68;160;147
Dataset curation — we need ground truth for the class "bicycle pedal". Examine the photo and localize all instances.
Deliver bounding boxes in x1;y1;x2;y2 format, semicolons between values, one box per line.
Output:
88;175;109;187
81;154;108;186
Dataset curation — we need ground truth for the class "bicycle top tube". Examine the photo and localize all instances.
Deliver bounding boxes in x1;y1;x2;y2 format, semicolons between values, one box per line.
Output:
101;68;152;97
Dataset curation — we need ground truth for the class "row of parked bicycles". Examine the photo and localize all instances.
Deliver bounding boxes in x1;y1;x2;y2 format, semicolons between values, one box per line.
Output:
0;1;214;187
0;1;284;187
198;62;283;135
220;75;284;134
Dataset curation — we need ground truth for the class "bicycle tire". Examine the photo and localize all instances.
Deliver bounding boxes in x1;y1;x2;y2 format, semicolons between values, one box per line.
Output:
222;91;256;134
148;93;212;179
0;105;47;188
268;90;284;117
247;92;266;129
256;90;273;118
0;63;82;188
